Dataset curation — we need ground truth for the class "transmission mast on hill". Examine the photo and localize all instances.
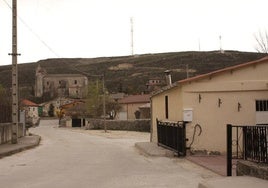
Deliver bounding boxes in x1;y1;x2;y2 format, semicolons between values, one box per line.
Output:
219;35;224;53
130;17;134;55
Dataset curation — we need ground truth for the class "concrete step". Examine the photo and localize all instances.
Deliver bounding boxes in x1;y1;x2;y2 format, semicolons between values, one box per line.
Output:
198;176;268;188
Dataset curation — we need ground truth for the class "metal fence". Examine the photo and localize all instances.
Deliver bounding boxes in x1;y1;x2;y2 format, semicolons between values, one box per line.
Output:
156;119;187;157
227;124;268;176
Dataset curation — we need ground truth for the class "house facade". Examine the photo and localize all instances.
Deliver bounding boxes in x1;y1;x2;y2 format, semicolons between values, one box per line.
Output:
20;99;40;126
117;94;151;120
35;65;88;99
40;97;75;117
151;57;268;153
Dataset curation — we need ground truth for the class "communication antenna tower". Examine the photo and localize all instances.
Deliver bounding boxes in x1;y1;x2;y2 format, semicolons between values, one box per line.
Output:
130;17;134;55
219;35;224;53
198;38;201;51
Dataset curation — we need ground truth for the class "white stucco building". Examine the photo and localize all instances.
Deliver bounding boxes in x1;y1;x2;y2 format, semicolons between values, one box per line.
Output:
151;57;268;153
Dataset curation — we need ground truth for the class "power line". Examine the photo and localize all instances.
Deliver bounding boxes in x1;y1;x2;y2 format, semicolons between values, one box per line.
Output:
2;0;60;58
2;0;92;77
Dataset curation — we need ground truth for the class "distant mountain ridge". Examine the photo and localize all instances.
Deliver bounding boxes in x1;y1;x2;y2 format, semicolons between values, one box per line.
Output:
0;50;266;100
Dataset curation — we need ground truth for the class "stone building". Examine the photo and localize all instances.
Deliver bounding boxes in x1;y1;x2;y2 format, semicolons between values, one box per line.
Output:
35;65;88;99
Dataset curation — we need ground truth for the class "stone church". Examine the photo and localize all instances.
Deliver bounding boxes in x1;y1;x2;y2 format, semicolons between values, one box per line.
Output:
35;65;88;99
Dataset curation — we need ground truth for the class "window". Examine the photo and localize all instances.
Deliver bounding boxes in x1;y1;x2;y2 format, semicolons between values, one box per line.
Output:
74;80;77;84
256;100;268;111
165;95;169;119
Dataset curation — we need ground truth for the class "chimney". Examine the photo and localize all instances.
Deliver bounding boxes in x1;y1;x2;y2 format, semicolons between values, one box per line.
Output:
164;70;172;86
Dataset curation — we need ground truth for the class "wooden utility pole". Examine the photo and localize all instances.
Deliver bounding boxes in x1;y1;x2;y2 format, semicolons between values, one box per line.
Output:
9;0;20;144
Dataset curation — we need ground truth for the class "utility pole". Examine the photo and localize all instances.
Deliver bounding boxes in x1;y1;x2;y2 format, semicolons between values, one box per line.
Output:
102;74;107;133
198;38;201;51
219;35;224;53
9;0;20;144
186;64;189;78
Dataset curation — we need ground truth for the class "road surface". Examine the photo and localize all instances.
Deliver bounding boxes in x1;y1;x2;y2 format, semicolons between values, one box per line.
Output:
0;119;218;188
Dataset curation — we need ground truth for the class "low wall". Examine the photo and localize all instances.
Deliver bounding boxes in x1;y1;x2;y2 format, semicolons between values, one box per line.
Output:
237;160;268;180
85;119;150;132
0;123;24;144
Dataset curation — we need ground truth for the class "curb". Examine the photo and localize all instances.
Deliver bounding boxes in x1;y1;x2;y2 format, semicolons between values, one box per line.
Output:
135;142;175;157
198;176;268;188
0;135;41;159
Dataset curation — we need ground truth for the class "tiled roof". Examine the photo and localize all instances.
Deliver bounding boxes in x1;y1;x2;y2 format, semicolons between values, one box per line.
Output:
110;93;126;100
21;99;39;107
139;103;151;108
178;56;268;84
118;94;150;104
152;56;268;97
60;100;85;109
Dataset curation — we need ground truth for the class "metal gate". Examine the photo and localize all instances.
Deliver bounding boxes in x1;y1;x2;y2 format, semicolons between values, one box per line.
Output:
156;119;187;157
226;124;268;176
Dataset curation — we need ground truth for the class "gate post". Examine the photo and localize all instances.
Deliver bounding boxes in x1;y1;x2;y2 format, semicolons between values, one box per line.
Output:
227;124;232;176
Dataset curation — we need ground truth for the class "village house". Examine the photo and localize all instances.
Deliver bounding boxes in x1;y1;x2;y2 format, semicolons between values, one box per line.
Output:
151;57;268;153
117;94;151;120
40;97;75;117
20;99;40;126
35;65;88;99
145;77;166;93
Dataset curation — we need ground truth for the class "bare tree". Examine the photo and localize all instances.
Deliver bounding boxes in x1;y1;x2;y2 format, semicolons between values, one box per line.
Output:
254;30;268;53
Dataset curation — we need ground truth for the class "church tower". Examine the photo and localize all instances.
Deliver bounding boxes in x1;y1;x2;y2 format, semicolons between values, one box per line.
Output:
35;64;46;97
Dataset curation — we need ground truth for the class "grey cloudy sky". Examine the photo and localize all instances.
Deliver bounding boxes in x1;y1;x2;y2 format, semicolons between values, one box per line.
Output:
0;0;267;65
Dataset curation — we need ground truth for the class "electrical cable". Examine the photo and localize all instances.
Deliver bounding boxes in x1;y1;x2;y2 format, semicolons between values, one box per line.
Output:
1;0;95;77
1;0;60;58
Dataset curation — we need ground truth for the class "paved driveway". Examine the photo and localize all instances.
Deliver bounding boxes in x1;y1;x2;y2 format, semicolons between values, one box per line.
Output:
0;119;218;188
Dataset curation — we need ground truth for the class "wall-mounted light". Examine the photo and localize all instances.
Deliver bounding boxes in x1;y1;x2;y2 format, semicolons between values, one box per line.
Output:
218;98;222;107
238;102;242;112
198;94;202;103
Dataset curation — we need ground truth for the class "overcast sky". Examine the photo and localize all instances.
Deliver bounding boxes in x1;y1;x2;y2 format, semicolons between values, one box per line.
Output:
0;0;267;65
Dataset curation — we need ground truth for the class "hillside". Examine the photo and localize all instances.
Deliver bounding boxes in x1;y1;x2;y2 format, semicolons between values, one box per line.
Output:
0;50;266;99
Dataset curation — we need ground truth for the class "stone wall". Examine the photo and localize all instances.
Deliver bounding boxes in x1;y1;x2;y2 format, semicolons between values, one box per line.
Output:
84;119;150;132
237;160;268;180
0;123;25;144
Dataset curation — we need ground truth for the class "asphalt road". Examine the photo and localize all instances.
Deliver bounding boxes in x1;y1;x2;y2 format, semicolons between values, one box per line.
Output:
0;120;217;188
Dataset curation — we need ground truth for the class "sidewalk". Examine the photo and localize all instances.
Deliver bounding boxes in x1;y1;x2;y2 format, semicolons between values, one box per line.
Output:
186;155;229;176
135;142;268;188
0;135;41;159
135;142;230;176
